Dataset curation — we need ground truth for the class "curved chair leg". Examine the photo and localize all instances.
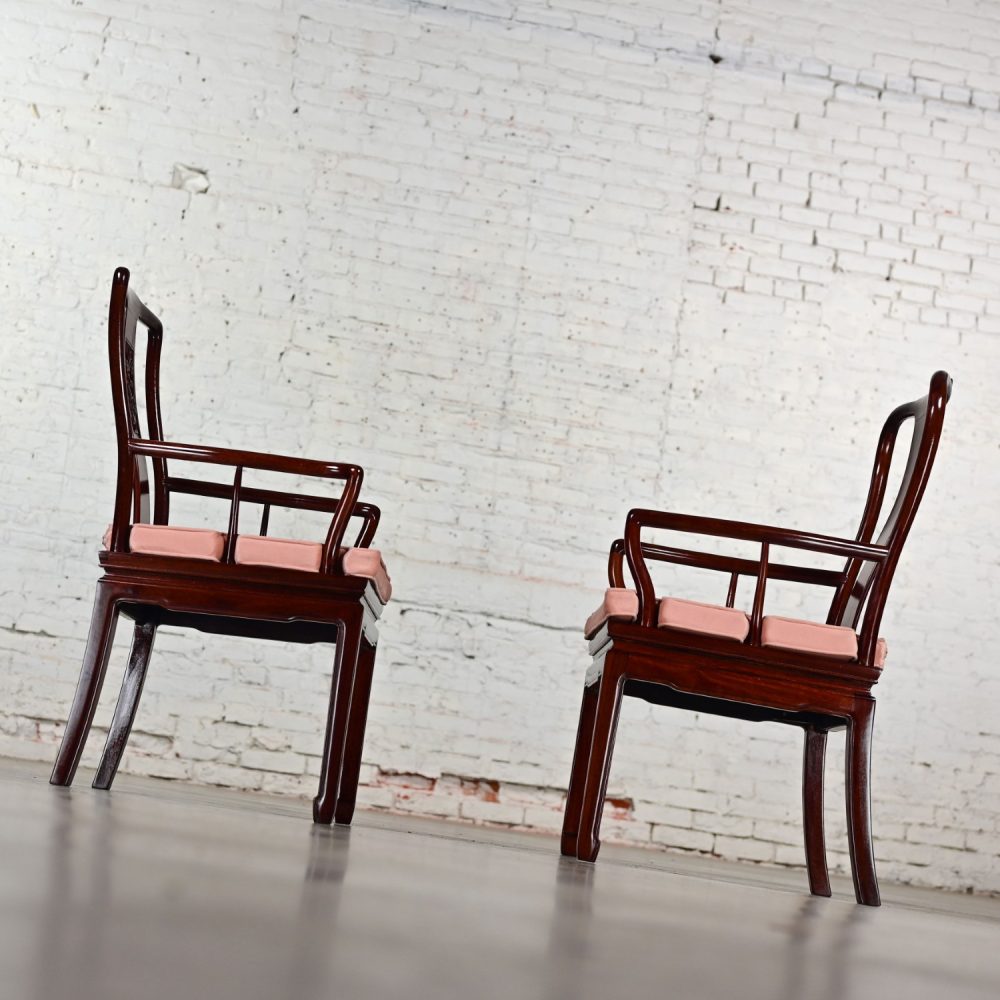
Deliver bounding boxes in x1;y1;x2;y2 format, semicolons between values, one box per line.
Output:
561;679;599;858
802;726;831;897
92;621;157;790
313;610;362;825
845;699;880;906
333;638;377;825
50;584;120;786
575;658;625;864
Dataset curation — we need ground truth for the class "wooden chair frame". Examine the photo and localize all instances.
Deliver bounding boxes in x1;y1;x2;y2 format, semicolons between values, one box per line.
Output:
561;372;952;905
50;267;385;825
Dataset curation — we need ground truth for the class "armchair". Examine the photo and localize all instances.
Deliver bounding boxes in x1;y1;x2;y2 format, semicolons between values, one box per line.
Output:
562;372;952;905
50;267;390;826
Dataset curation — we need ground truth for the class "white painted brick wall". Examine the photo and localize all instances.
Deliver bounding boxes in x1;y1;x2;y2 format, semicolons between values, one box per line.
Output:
1;0;998;893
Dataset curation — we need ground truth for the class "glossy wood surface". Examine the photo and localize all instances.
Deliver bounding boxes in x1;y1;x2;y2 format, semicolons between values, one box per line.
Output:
50;267;386;826
562;372;952;906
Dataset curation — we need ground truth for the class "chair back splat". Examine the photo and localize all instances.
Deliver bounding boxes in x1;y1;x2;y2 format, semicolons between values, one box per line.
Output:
52;266;391;827
564;373;952;906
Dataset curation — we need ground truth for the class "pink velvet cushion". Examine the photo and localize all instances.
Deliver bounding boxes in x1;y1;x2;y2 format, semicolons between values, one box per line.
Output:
233;535;392;603
584;588;639;638
761;616;888;667
342;547;393;603
102;524;225;561
234;535;323;573
584;590;749;642
658;596;750;641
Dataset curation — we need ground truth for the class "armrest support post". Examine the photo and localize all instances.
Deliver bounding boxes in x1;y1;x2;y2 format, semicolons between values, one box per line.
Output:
625;510;658;627
749;543;769;644
223;466;243;564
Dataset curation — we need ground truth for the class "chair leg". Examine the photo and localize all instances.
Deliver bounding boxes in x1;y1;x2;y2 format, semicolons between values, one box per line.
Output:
50;584;120;786
845;699;880;906
561;679;599;858
575;658;625;864
802;726;831;897
312;610;362;825
333;638;377;826
92;622;157;790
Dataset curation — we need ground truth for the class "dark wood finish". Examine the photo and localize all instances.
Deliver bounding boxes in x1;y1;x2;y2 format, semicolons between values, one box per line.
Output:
562;372;952;906
51;267;387;826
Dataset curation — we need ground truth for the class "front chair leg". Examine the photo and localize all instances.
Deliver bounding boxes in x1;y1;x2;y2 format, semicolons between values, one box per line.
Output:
333;638;377;825
802;726;831;897
50;584;121;786
561;679;599;858
93;621;157;790
575;657;625;863
845;699;880;906
313;610;363;825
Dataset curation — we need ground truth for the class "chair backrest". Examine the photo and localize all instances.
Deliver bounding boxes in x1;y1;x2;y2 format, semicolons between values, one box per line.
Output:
827;371;952;661
106;267;169;551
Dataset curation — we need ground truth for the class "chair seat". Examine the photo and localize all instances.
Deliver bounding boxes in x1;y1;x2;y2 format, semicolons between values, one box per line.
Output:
584;589;749;641
235;535;392;603
103;524;226;561
102;526;392;602
762;616;887;667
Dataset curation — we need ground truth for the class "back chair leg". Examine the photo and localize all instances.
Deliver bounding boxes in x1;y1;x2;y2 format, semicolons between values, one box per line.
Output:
575;658;626;864
802;726;832;897
845;699;880;906
50;584;121;786
92;621;157;790
333;638;378;825
561;680;599;858
313;610;363;825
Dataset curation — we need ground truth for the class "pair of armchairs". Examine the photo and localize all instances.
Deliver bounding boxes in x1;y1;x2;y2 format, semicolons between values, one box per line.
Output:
51;269;951;907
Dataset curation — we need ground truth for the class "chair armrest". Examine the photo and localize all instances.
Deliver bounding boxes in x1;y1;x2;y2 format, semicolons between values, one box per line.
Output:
623;508;888;630
129;439;361;481
113;439;363;572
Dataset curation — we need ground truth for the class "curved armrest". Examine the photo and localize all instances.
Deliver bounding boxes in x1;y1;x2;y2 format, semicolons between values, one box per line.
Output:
623;508;888;630
129;439;362;481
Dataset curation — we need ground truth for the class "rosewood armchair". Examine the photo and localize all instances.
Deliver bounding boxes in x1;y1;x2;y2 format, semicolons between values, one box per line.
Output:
50;267;391;825
561;372;951;905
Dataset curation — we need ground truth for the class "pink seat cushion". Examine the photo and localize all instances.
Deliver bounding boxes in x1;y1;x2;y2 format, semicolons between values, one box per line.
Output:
584;590;749;642
102;524;225;561
584;588;639;638
761;616;888;667
234;535;323;573
342;547;392;603
658;596;750;641
234;535;392;603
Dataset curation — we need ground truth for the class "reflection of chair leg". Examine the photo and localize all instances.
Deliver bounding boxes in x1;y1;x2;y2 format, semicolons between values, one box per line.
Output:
92;621;157;790
334;638;377;825
802;726;831;897
50;584;120;786
313;610;362;825
560;680;599;858
845;699;880;906
575;657;625;864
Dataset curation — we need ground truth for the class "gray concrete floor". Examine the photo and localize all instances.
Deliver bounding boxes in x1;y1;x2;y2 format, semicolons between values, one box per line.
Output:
1;757;998;1000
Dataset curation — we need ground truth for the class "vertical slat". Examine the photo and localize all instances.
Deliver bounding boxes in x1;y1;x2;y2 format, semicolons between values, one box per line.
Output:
259;503;271;537
749;542;769;645
725;572;739;608
223;466;243;564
